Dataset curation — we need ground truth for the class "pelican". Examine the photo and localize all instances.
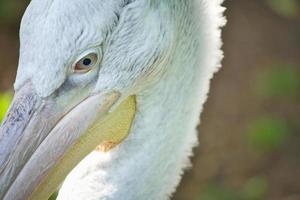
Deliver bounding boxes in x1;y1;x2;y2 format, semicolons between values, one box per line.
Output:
0;0;225;199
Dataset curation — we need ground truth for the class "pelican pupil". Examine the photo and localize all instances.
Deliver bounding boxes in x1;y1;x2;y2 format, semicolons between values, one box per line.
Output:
83;58;92;66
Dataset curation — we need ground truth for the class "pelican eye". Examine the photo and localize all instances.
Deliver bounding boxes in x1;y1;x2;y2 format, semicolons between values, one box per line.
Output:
74;53;98;73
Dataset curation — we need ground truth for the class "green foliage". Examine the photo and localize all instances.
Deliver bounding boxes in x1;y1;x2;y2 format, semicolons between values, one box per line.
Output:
0;92;12;123
257;64;300;98
199;184;240;200
267;0;300;19
242;176;268;200
199;177;268;200
0;0;20;22
247;117;290;152
0;0;29;26
48;191;58;200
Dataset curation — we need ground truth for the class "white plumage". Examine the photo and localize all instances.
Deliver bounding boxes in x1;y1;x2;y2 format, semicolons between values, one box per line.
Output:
0;0;225;199
57;1;225;199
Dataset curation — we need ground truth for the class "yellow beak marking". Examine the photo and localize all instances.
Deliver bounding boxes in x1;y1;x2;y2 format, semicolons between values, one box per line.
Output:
29;95;136;200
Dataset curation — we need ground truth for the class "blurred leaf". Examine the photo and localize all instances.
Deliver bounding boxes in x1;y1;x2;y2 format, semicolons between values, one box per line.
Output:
48;191;58;200
267;0;300;19
199;177;268;200
242;176;268;200
0;0;18;20
199;184;241;200
247;117;291;152
257;64;300;98
0;0;28;25
0;92;12;123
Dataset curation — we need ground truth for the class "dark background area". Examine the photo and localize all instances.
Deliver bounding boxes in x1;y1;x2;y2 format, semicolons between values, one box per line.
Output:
0;0;299;199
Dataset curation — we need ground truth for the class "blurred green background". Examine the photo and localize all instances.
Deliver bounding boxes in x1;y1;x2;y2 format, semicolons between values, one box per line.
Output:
0;0;299;200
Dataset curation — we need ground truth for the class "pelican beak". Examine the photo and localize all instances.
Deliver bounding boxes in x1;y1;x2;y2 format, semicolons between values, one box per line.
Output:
0;82;136;200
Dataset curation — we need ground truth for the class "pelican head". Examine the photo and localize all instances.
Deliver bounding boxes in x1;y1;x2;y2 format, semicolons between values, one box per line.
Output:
0;0;225;199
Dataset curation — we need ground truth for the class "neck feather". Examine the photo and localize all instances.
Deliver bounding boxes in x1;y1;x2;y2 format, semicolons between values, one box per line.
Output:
57;1;225;199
